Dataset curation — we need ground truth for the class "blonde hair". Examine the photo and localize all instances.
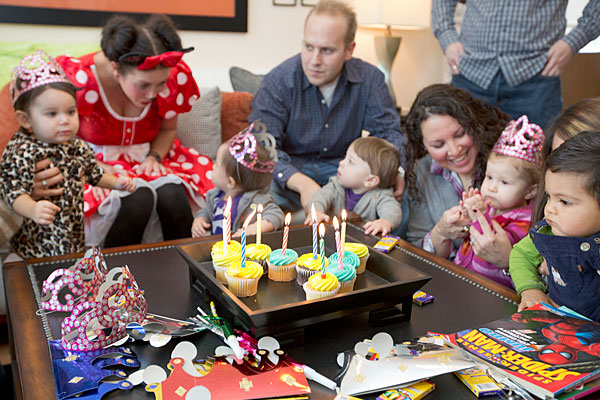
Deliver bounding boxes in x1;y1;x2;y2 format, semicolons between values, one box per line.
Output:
487;152;543;189
306;0;357;46
352;137;400;189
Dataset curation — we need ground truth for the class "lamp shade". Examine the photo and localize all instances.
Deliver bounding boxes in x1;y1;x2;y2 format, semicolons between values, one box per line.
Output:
354;0;432;29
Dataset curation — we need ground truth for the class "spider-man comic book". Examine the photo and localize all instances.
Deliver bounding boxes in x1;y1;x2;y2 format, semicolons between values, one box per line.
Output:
444;304;600;399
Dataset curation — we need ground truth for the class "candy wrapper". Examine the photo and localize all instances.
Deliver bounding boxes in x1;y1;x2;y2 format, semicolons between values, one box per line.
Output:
334;333;475;396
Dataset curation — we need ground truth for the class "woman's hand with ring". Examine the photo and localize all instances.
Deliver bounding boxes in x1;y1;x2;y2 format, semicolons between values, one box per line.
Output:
32;158;64;199
436;205;471;240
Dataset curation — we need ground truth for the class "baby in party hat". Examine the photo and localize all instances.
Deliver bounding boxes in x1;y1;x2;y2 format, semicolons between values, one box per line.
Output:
0;50;136;259
453;115;544;287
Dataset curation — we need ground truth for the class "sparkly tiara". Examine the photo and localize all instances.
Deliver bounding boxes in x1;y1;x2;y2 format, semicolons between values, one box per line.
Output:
10;49;72;105
492;115;544;165
228;121;277;174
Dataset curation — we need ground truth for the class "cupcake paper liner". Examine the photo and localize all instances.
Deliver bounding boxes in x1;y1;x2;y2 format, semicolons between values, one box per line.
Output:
295;265;320;286
267;262;297;282
338;275;357;293
356;254;369;274
302;281;340;300
212;262;229;284
225;274;260;297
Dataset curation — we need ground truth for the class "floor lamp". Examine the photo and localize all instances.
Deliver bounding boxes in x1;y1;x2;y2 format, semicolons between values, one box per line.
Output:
354;0;432;107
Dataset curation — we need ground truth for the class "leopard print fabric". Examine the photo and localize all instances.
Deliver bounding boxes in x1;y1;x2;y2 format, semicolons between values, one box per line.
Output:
0;131;104;258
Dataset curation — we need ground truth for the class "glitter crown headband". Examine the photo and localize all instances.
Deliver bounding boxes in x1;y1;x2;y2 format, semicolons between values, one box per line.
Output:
10;49;71;105
228;122;277;174
492;115;544;165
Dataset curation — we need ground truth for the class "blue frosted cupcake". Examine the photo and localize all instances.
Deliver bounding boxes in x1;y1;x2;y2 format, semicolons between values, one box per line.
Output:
328;251;360;271
325;259;357;293
267;249;299;282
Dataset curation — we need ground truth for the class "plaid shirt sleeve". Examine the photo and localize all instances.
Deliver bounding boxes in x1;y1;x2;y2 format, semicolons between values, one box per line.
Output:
432;0;461;51
563;0;600;52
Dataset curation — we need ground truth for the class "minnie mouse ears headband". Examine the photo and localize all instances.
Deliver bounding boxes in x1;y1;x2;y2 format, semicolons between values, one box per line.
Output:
492;115;544;165
10;49;72;105
118;47;194;70
228;122;277;174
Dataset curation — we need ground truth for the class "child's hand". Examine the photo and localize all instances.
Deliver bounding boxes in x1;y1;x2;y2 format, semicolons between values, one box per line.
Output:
460;188;488;216
191;217;211;238
32;200;60;225
115;176;136;192
363;219;392;236
518;289;557;311
304;209;329;226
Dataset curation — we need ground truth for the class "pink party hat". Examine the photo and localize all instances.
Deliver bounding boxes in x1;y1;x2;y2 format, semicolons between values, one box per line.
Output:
492;115;544;165
228;121;277;174
10;49;71;105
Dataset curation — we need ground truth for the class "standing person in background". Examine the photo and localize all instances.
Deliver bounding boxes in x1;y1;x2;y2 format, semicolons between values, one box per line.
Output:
432;0;600;129
30;14;214;248
250;0;407;221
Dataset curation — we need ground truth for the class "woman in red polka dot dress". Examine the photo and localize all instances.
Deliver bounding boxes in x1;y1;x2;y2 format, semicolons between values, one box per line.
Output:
40;15;214;247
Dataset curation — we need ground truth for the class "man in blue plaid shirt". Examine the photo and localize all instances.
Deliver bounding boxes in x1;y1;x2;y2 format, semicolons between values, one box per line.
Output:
433;0;600;129
250;0;406;217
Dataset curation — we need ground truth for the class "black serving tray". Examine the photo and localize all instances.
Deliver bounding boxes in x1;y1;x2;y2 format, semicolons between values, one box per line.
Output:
178;227;430;346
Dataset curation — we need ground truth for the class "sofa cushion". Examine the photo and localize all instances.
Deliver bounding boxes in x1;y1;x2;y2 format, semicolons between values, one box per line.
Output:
177;86;222;161
0;84;18;158
229;66;264;96
221;91;253;142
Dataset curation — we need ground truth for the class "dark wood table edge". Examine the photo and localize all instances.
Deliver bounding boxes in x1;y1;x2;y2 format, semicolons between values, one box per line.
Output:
3;230;519;400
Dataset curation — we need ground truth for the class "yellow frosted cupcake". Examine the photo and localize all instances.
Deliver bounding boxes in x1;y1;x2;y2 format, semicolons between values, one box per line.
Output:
302;272;340;300
295;253;329;285
225;260;263;297
211;240;242;284
343;242;370;274
245;243;272;273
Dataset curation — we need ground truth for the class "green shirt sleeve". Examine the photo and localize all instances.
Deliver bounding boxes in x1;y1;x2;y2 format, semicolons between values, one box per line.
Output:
509;234;546;296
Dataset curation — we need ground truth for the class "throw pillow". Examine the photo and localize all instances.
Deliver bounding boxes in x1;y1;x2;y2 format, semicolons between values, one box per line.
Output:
0;84;18;157
221;91;253;142
177;86;222;161
229;66;264;96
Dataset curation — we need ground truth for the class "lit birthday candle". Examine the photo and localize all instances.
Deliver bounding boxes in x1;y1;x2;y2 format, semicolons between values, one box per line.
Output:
256;204;263;245
319;223;326;278
240;208;257;268
341;209;347;251
223;197;232;254
282;213;291;255
311;204;318;259
333;217;343;270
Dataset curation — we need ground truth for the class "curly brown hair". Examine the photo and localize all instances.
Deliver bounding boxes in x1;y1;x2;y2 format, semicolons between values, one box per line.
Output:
405;84;511;200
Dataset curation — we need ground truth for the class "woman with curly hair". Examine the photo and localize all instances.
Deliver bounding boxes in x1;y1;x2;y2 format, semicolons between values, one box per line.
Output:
405;84;512;262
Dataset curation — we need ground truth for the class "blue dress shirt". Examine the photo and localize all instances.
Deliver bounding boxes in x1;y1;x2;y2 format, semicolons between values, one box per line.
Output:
249;54;406;188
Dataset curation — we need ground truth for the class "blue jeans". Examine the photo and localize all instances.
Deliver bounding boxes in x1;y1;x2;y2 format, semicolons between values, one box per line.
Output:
270;158;340;213
452;71;563;130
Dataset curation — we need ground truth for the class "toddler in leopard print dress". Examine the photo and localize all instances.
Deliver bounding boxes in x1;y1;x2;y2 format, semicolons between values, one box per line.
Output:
0;50;136;258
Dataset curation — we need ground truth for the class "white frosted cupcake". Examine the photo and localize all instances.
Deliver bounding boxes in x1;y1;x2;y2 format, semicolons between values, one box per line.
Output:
302;272;340;300
295;253;329;285
211;240;242;284
343;243;370;274
225;260;263;297
267;249;299;282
